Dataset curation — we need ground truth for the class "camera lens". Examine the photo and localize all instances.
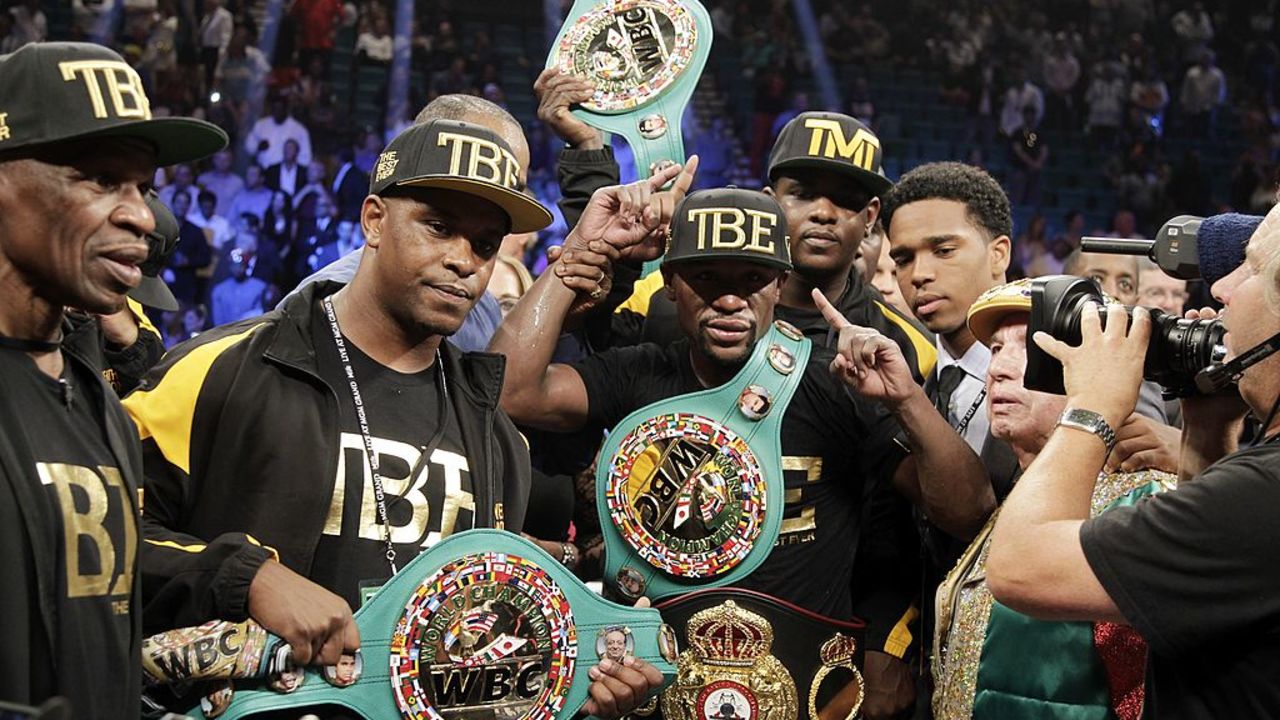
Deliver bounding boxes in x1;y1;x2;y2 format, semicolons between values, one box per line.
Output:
1026;275;1225;396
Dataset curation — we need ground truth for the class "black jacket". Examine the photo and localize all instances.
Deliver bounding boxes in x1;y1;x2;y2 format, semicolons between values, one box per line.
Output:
124;281;531;633
0;337;144;716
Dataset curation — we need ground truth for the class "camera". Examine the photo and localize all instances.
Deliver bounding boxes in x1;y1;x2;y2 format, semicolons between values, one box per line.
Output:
1026;275;1226;397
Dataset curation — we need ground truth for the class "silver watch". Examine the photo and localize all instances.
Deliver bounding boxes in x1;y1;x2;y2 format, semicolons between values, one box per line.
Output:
1058;408;1117;453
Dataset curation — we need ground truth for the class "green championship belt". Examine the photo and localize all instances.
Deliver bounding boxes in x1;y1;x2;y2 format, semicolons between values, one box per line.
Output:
547;0;713;180
156;530;678;720
596;321;811;602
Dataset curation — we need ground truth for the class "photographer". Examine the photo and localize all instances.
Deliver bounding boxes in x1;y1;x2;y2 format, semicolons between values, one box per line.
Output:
986;204;1280;716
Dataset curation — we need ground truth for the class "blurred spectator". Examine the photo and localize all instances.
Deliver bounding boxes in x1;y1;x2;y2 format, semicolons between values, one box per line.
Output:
1179;49;1227;138
848;75;875;128
261;191;296;269
1085;61;1127;149
999;66;1044;137
1104;208;1140;239
1129;64;1170;138
168;305;209;348
292;160;329;221
188;189;235;249
1168;150;1212;217
197;149;245;218
164;191;214;307
198;0;234;92
433;57;473;95
244;94;313;167
159;163;200;211
1009;105;1049;206
1014;213;1063;278
1170;2;1214;65
265;138;304;196
229;163;273;224
291;0;344;78
1053;210;1086;259
352;127;382;174
0;12;19;54
331;147;369;222
355;13;392;66
291;192;340;278
8;0;47;47
1042;34;1080;132
213;24;270;129
211;245;270;325
847;5;891;64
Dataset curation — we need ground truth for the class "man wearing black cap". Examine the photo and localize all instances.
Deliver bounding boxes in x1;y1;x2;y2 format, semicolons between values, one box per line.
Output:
0;41;226;718
62;191;179;398
492;183;989;710
125;118;662;716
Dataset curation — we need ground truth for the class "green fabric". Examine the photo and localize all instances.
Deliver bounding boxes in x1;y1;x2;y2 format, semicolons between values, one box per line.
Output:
970;479;1168;719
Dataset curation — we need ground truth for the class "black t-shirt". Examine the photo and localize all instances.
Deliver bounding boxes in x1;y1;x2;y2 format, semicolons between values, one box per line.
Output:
1080;439;1280;719
311;316;476;610
574;338;904;619
0;352;138;719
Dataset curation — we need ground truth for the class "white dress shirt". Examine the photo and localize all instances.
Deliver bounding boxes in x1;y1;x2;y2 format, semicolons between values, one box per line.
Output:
936;337;992;454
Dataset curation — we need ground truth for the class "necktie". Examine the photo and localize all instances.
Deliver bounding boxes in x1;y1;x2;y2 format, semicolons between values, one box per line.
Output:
935;365;966;425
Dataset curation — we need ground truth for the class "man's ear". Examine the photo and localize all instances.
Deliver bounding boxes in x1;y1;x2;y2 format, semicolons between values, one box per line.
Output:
361;195;385;249
989;234;1012;280
864;197;882;228
661;265;677;300
762;185;776;198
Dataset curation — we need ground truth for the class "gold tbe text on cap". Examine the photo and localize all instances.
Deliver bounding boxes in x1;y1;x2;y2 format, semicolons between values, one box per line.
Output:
804;118;878;171
437;131;521;190
687;207;779;255
59;60;152;120
0;113;9;142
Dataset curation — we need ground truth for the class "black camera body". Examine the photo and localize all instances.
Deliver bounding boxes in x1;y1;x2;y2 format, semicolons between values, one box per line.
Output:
1026;276;1226;397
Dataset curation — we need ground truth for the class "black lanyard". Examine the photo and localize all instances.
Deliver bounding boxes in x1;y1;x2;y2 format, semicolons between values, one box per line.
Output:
944;367;987;438
322;295;450;577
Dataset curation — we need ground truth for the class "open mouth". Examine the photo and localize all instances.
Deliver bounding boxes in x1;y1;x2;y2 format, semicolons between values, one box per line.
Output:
99;246;148;289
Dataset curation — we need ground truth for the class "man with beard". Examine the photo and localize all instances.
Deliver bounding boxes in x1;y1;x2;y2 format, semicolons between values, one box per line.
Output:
125;117;661;716
492;182;992;717
0;42;226;717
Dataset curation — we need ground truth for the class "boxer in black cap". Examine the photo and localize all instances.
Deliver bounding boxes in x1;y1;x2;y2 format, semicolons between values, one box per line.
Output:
493;181;988;690
126;117;660;717
0;41;226;718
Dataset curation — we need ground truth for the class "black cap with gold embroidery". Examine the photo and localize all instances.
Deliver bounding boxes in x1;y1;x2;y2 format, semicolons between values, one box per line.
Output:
369;118;553;234
767;111;892;196
662;188;791;271
0;42;227;166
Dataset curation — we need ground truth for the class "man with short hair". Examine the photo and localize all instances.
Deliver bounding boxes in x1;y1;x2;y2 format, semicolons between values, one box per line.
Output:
244;93;312;168
492;183;992;717
265;138;303;197
1138;256;1189;316
0;41;226;717
987;204;1280;720
228;163;272;224
197;149;244;217
126;118;660;716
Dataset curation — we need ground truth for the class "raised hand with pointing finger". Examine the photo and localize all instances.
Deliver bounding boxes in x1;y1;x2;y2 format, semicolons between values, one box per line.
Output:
812;287;918;407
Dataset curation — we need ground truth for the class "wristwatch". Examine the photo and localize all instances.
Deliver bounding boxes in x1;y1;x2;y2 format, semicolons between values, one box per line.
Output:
1057;408;1117;453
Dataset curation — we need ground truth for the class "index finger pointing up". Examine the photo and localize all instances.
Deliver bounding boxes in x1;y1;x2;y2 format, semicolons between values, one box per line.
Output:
669;154;699;200
812;288;851;330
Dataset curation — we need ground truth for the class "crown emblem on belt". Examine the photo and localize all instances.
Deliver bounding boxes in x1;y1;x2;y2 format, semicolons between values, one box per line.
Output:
687;601;772;667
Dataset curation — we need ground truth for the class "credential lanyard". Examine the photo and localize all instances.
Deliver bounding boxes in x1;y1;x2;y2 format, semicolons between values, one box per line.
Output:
322;295;450;577
953;386;987;439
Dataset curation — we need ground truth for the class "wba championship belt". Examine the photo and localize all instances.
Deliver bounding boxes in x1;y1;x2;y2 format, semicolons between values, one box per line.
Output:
651;589;867;720
596;321;810;602
149;530;678;720
547;0;713;180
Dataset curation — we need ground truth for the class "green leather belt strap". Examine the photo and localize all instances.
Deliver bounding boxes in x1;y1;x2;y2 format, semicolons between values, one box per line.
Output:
189;530;678;720
547;0;713;181
595;321;811;602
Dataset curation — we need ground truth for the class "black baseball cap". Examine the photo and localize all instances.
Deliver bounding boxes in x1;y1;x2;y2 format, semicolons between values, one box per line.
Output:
768;111;892;197
128;191;180;312
369;119;552;234
0;42;227;166
662;188;791;271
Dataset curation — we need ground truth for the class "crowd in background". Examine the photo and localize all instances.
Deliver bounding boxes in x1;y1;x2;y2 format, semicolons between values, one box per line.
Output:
4;0;1277;346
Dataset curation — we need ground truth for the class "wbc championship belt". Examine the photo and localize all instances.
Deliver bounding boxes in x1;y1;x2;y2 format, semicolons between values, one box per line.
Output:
596;321;810;602
146;530;679;720
648;589;867;720
547;0;713;180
